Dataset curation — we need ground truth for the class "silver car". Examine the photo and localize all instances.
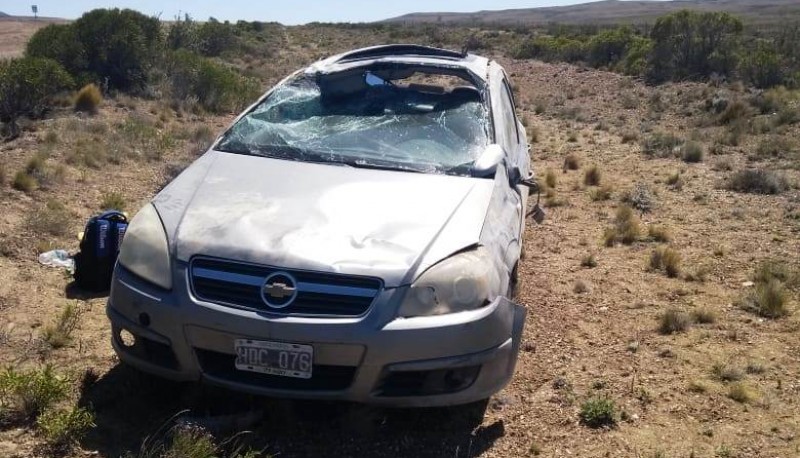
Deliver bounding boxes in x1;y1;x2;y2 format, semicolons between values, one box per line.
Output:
108;45;539;408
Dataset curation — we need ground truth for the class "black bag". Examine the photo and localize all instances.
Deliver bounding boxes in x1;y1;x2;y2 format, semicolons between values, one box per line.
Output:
74;210;128;291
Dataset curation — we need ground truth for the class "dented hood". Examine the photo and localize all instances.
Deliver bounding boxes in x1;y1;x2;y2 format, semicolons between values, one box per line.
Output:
153;150;495;287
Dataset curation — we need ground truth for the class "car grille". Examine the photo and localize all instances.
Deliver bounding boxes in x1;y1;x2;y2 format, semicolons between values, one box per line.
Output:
189;257;382;316
196;349;356;391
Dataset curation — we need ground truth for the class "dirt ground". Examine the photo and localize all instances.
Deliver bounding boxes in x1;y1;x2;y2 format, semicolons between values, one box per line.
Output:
1;22;799;458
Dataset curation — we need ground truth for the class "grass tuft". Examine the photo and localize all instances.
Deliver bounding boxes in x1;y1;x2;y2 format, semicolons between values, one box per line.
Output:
727;169;788;195
712;362;744;382
100;192;127;211
739;279;791;319
691;308;717;324
42;303;81;349
74;84;103;114
12;170;37;192
658;308;690;334
680;141;704;163
563;153;580;171
649;246;681;278
584;165;602;186
727;382;756;404
647;224;672;243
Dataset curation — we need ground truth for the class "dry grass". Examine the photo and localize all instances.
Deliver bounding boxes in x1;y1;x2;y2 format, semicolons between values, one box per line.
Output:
584;165;602;186
545;168;557;189
100;192;127;211
691;308;717;324
74;84;103;114
658;308;690;334
588;184;613;201
712;362;744;382
739;280;791;318
727;382;757;404
649;246;681;278
42;303;81;349
564;153;581;170
647;224;672;243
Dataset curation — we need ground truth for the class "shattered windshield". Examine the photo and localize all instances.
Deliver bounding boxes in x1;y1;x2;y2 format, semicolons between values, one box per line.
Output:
216;70;490;175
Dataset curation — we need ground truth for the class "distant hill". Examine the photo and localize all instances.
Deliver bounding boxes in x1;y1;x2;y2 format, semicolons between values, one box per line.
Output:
0;12;9;17
383;0;800;25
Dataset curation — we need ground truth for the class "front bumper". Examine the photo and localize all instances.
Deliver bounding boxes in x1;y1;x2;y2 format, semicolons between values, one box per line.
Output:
107;264;527;407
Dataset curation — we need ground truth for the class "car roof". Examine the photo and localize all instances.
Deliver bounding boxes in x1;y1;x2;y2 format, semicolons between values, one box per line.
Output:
305;44;492;83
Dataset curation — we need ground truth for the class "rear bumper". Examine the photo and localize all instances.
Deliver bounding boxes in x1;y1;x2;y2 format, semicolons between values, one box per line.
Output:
107;264;527;407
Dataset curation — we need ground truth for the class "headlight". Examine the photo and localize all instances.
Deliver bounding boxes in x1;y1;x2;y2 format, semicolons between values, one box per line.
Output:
118;203;172;290
397;247;500;317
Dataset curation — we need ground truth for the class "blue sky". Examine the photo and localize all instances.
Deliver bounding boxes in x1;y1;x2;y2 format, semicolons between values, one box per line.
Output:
4;0;668;24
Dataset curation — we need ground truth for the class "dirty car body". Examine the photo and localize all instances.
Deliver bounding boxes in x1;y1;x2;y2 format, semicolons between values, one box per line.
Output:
107;45;534;407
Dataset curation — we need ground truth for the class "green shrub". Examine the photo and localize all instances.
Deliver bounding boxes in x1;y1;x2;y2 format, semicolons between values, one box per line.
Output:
646;10;742;83
0;57;73;124
727;169;788;195
739;42;784;89
37;406;95;449
579;397;616;428
27;9;162;91
515;35;587;63
165;50;259;113
0;366;70;421
74;83;102;114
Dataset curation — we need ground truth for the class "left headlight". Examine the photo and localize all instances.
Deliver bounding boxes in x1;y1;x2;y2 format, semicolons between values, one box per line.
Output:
397;246;500;317
118;203;172;290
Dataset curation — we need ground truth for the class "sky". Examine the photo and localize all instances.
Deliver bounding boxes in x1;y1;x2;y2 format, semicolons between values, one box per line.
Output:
2;0;670;24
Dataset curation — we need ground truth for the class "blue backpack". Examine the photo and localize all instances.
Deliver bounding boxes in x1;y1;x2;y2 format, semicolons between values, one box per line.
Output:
73;210;128;291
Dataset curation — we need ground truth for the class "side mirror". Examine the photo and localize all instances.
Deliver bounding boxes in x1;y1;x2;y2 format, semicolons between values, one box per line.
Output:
471;145;505;178
508;165;539;196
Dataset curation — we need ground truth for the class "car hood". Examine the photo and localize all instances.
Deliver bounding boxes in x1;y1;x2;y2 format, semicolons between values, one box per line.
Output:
153;150;495;287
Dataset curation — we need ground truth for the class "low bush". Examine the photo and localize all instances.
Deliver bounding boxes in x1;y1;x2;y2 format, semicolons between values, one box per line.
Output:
12;171;37;193
589;184;613;201
649;246;681;277
579;397;616;428
647;224;672;242
727;169;788;195
658;308;690;334
563;153;581;170
0;366;70;421
584;165;602;186
164;50;259;114
739;279;790;318
641;131;682;158
691;308;717;324
0;57;74;126
100;192;127;211
74;83;102;114
545;169;557;189
681;141;704;163
727;382;756;404
37;406;95;450
712;362;744;382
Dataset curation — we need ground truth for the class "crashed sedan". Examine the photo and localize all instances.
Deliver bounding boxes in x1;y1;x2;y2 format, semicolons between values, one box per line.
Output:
108;45;539;408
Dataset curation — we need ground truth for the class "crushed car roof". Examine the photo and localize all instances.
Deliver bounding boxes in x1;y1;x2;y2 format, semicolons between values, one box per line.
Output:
306;44;491;82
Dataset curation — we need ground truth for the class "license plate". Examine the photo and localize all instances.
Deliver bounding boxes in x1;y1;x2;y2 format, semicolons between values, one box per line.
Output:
234;339;313;379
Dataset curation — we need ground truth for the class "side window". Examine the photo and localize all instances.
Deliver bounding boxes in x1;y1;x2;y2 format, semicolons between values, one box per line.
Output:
498;79;520;150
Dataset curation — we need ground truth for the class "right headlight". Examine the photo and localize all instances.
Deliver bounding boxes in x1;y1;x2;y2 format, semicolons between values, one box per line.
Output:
397;246;500;317
118;203;172;290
